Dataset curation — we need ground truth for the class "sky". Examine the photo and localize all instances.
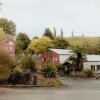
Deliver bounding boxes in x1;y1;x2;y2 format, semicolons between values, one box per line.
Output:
0;0;100;38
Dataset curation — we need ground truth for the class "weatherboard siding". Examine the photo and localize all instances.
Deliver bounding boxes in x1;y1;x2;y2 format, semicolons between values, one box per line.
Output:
0;35;15;59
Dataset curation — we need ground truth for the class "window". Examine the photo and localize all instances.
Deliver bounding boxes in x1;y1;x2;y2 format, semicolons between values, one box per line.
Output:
91;65;95;71
97;65;100;70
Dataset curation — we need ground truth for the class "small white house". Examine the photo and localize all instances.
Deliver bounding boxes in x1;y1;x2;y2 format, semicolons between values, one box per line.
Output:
84;55;100;72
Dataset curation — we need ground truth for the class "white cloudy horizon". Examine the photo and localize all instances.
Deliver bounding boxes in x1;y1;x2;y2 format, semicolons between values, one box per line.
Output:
0;0;100;38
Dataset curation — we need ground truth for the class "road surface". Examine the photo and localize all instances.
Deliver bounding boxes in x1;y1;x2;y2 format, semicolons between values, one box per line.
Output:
0;77;100;100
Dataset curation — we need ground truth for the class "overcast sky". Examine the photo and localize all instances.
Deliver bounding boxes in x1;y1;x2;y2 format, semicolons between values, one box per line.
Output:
0;0;100;38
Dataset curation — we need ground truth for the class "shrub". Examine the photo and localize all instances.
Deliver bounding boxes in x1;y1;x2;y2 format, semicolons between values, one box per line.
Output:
0;51;16;81
0;50;16;68
17;54;37;72
14;66;23;73
82;69;94;78
0;67;9;80
43;78;61;86
37;75;61;86
40;62;57;78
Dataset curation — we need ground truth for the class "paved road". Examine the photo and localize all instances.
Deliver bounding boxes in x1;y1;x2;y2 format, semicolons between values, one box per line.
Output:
0;78;100;100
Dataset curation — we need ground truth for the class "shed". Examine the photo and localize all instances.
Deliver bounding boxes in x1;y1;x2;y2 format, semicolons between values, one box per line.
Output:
40;49;72;63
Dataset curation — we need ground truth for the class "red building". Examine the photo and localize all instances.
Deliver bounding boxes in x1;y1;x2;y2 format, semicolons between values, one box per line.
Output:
0;35;15;59
40;49;72;64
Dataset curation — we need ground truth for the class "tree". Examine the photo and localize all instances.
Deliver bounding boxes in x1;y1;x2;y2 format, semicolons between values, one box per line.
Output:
43;28;54;40
53;37;69;49
82;42;94;54
0;2;2;11
17;54;38;85
41;62;57;78
72;45;83;52
0;50;16;68
71;30;74;37
28;36;54;53
0;50;16;80
16;33;30;54
0;18;16;35
60;28;64;38
33;36;39;39
0;28;5;38
53;27;57;38
72;42;96;54
95;38;100;54
18;54;36;72
68;50;87;73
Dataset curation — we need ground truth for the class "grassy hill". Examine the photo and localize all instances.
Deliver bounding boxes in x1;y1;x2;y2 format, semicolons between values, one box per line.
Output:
66;36;100;47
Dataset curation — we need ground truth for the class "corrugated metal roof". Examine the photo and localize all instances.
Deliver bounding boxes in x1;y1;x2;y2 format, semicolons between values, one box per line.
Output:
59;55;100;63
49;49;73;63
49;49;73;55
49;49;100;63
86;55;100;62
59;55;71;63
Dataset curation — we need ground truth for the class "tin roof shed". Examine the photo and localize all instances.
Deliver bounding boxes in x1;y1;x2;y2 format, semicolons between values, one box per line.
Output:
49;49;73;63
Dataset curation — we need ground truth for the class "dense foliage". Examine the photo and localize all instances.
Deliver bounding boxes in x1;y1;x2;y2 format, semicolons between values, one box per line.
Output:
0;51;16;80
28;36;54;53
43;28;54;40
68;50;87;72
0;17;99;85
16;33;30;54
17;54;37;72
67;37;100;54
0;18;16;35
53;37;69;49
40;62;57;78
0;28;5;38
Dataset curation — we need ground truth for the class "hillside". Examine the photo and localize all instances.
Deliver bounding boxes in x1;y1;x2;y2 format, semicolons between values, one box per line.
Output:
66;37;100;47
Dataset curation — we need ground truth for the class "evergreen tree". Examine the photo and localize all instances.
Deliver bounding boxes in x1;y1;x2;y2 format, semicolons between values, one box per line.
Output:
16;33;30;54
60;28;64;38
82;33;84;38
53;27;57;38
43;28;54;40
71;30;74;37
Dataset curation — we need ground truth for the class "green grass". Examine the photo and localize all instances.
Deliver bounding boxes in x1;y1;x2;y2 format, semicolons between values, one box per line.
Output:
66;36;100;47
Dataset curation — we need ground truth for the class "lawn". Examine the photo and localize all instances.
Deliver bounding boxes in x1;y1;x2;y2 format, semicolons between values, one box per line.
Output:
66;36;100;47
